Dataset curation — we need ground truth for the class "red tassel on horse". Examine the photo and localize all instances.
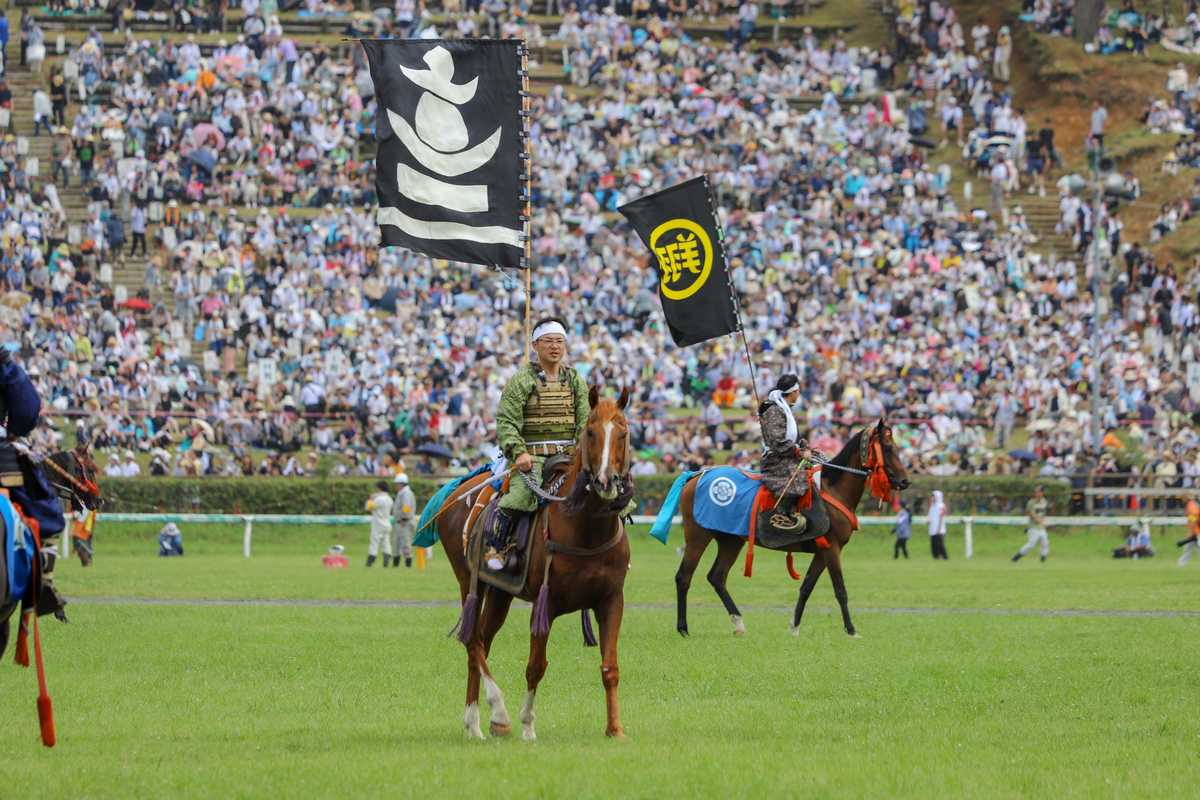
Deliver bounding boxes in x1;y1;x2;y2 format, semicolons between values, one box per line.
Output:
14;612;30;667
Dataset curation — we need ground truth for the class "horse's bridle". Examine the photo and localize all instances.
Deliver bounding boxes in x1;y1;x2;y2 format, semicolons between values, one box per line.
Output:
43;451;101;511
861;426;907;490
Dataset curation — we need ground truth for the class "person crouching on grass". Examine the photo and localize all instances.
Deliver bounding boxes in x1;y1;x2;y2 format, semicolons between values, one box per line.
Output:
364;480;394;567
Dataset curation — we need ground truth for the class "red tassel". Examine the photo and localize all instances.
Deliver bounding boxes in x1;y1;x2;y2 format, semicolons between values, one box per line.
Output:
744;490;765;578
14;613;29;667
786;553;801;581
814;536;830;550
38;694;56;748
33;615;55;748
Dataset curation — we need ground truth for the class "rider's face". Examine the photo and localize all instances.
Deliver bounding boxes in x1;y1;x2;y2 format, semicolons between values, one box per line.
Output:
534;334;566;367
785;389;800;406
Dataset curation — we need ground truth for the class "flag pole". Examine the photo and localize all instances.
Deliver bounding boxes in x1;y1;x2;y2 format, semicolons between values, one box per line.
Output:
703;177;761;413
520;39;533;348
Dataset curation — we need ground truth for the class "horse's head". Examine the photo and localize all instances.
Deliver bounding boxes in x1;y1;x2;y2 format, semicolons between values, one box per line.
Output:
47;438;103;512
867;417;910;493
578;384;633;505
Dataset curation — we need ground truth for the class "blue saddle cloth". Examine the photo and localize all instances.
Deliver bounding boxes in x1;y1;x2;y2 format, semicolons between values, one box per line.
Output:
693;467;761;539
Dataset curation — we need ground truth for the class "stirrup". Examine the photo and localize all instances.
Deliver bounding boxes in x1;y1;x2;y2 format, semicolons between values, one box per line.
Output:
36;583;69;622
767;510;807;533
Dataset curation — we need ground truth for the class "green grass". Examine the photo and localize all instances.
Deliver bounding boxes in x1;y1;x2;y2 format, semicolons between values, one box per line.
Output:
2;522;1199;798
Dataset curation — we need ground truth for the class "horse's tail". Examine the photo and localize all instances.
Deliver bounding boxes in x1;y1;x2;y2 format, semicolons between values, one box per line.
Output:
650;470;699;544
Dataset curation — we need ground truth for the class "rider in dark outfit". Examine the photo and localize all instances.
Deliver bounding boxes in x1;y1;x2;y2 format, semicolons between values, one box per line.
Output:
758;374;814;525
0;346;68;618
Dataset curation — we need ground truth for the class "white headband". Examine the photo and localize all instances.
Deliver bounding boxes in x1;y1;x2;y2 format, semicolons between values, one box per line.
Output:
532;321;567;342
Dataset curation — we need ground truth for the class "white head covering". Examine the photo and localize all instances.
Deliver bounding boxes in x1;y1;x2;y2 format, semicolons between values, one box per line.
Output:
532;320;567;342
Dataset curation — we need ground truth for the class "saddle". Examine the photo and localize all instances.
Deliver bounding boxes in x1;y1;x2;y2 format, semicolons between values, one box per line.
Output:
463;456;573;596
753;487;831;553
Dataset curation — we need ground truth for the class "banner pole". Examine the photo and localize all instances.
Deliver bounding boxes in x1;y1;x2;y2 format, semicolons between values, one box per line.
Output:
521;39;533;348
703;177;761;413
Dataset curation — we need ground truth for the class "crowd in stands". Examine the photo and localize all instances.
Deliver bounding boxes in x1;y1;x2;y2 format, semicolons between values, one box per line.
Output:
0;0;1198;491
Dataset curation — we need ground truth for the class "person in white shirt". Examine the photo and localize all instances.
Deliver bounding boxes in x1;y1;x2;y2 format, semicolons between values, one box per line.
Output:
928;489;949;560
364;480;394;567
121;450;141;477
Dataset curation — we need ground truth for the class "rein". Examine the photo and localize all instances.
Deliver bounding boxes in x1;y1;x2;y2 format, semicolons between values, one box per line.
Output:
520;469;571;503
39;451;100;509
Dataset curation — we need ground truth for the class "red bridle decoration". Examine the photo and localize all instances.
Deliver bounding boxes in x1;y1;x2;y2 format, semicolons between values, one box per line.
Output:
865;436;897;510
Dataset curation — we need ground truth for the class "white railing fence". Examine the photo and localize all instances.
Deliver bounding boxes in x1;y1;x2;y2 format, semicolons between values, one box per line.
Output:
78;513;1188;560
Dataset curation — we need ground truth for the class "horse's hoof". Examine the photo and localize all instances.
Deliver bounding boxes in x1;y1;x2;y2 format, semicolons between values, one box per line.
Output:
606;727;626;739
789;625;801;637
731;615;746;636
676;625;689;638
522;728;537;742
489;721;512;737
848;631;861;639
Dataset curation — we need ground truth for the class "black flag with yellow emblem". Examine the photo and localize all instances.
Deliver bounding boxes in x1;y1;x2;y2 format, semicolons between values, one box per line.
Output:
619;176;739;347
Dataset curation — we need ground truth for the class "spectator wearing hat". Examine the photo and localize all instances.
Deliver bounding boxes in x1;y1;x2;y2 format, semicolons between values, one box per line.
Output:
928;490;949;560
391;472;417;568
364;479;394;567
1012;485;1050;563
121;450;141;477
892;500;912;559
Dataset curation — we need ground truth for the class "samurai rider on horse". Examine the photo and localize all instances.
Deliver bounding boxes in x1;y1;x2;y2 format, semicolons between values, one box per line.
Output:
758;373;816;531
0;344;71;619
485;316;590;572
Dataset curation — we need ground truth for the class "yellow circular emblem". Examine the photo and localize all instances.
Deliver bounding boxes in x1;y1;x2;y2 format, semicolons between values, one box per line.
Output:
648;218;714;301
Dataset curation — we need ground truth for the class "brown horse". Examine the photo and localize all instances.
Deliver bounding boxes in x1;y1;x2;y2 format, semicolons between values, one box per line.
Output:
674;419;910;638
436;386;633;740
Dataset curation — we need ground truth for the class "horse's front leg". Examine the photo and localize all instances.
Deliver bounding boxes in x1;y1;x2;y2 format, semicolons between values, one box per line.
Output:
596;593;625;738
825;543;857;637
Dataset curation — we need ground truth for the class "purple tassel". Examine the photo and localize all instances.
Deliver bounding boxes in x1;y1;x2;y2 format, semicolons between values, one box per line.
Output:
581;610;598;647
457;592;478;645
531;584;551;637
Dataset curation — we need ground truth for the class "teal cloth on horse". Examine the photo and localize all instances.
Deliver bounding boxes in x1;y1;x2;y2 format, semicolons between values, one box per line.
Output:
1;493;35;602
692;467;762;538
649;470;698;543
413;466;490;548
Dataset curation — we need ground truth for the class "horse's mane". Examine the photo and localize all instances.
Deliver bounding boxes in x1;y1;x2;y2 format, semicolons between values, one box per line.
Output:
821;428;863;487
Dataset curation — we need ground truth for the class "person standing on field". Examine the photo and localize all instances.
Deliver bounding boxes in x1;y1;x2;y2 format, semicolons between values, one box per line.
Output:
364;480;394;567
1013;485;1050;562
928;490;949;560
391;473;416;568
1177;494;1200;566
892;500;912;559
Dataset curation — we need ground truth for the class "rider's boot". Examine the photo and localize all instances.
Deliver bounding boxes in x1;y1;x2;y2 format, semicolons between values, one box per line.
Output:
36;544;68;621
486;509;517;571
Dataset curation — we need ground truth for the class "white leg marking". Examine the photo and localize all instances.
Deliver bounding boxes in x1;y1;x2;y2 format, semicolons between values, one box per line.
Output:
598;421;614;485
519;690;537;741
731;614;746;636
790;624;801;637
464;702;484;740
483;675;511;728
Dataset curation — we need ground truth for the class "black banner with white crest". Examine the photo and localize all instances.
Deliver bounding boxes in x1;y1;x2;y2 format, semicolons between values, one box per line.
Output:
619;176;739;347
363;39;525;269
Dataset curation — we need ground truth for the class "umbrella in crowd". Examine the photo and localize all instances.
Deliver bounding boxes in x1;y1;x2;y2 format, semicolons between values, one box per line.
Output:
190;123;226;151
416;443;456;460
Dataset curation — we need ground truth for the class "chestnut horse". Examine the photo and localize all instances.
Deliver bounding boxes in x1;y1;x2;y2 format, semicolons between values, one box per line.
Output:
436;386;633;740
675;419;910;637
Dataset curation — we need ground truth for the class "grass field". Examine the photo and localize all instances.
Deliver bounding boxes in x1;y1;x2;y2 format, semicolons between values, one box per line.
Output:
2;521;1198;799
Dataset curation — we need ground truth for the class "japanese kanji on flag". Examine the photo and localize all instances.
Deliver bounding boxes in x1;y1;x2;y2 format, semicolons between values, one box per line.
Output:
363;39;525;269
618;176;739;347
